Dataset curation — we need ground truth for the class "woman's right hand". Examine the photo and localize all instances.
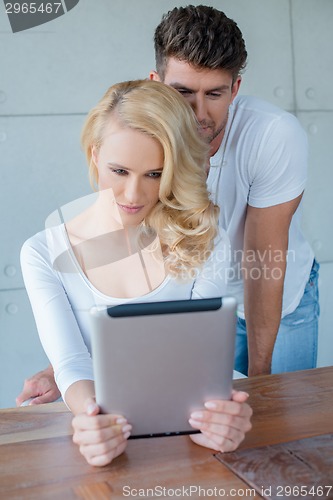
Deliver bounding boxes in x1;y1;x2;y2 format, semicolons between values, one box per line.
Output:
72;398;132;466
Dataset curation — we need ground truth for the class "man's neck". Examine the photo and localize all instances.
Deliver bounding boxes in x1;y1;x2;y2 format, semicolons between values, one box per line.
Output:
209;132;224;158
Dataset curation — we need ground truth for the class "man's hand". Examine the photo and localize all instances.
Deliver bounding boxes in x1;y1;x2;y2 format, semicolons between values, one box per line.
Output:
16;365;61;406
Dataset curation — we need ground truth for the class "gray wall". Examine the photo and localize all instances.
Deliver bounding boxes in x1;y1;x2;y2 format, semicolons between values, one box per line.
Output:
1;0;332;407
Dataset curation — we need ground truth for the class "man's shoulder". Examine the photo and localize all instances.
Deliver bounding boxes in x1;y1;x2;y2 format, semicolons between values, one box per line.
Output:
232;95;303;137
234;95;289;119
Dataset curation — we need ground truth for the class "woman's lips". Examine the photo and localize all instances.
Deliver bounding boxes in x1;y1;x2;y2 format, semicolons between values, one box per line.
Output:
117;203;144;214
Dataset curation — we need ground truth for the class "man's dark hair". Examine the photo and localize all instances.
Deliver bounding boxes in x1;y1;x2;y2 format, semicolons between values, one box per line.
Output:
154;5;247;82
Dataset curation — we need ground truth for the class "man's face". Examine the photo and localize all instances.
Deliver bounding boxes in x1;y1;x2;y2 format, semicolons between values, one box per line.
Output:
151;57;241;156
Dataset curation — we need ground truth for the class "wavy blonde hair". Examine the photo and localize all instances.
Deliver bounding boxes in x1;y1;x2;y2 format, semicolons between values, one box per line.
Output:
81;79;219;276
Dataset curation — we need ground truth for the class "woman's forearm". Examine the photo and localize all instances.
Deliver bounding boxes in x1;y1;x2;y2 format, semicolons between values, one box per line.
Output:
65;379;95;415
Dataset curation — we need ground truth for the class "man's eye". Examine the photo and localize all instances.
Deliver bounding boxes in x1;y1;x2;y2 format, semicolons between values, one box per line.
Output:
208;93;222;98
177;89;191;96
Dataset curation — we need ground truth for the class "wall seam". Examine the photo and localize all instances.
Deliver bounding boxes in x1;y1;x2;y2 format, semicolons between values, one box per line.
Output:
288;0;298;116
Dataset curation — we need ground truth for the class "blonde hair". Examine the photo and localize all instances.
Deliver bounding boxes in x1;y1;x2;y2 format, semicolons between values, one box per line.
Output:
81;79;219;276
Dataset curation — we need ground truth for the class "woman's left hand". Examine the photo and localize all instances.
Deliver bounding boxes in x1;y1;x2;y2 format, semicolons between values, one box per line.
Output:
188;390;252;452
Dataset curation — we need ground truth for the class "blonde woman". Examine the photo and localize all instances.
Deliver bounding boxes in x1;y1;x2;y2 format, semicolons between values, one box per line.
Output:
21;80;252;466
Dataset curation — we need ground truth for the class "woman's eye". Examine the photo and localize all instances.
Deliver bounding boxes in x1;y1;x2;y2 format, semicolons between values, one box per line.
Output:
147;172;162;178
111;168;127;175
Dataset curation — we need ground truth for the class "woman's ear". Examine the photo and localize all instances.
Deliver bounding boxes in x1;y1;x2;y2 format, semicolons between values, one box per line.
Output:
91;145;98;166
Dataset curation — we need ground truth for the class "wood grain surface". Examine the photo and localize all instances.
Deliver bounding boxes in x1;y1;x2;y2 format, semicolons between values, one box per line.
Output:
1;367;332;499
217;433;333;499
233;366;333;449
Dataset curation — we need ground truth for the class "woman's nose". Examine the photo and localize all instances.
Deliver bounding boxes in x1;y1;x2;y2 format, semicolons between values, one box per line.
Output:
124;178;141;204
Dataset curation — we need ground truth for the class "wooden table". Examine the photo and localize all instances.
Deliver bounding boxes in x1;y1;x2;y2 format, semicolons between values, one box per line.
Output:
1;367;333;499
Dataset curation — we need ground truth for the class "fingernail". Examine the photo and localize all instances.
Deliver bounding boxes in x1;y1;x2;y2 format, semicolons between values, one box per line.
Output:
204;401;217;410
188;418;201;427
190;411;203;419
87;403;97;414
122;424;132;433
116;417;126;424
123;431;131;440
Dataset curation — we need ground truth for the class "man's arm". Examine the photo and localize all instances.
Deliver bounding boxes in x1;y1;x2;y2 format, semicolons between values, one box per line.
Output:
243;194;303;376
16;364;61;406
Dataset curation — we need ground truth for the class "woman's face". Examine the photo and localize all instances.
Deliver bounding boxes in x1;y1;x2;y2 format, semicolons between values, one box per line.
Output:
93;118;164;227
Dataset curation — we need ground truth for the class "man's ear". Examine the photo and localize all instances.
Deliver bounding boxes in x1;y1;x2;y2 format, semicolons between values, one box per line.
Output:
231;76;242;102
149;70;162;82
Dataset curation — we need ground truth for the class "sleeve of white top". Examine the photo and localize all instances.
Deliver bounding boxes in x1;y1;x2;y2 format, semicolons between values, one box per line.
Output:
20;235;94;402
248;112;308;208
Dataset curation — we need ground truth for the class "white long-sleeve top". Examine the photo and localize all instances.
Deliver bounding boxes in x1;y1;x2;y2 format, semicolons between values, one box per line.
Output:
21;224;230;398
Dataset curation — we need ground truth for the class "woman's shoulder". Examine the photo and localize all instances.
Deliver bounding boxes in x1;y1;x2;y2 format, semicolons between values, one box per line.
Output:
20;224;66;265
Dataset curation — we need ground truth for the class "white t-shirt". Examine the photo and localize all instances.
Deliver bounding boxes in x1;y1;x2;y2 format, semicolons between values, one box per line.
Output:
21;224;230;398
207;95;314;318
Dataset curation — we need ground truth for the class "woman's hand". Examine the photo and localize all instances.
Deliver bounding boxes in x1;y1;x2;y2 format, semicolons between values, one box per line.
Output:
188;390;252;452
72;398;132;466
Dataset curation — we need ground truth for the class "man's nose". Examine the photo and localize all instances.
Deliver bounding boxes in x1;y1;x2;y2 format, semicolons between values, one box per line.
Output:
191;95;209;122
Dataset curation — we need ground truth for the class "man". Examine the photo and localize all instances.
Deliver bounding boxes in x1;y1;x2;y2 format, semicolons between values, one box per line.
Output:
17;5;319;406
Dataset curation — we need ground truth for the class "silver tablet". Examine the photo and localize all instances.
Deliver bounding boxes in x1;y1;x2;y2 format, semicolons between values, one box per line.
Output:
90;296;236;438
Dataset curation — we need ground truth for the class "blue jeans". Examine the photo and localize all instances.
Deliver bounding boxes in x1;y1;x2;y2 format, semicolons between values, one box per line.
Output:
234;259;320;375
